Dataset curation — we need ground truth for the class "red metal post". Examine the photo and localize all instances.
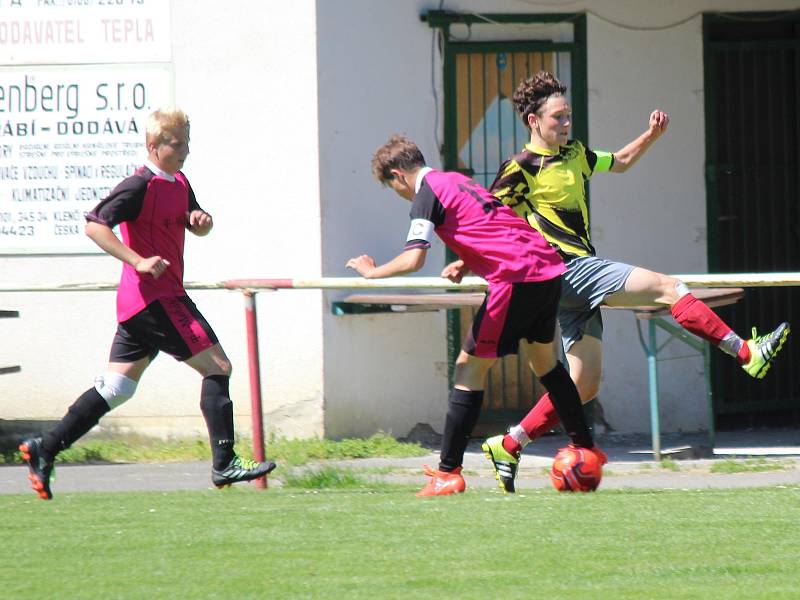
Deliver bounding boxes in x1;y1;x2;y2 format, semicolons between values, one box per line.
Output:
243;291;267;489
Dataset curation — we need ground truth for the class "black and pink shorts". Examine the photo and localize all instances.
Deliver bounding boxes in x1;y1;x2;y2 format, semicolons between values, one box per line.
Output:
109;296;219;363
464;278;561;358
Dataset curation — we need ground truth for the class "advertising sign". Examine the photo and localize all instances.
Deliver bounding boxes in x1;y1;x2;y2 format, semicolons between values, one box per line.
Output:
0;66;172;253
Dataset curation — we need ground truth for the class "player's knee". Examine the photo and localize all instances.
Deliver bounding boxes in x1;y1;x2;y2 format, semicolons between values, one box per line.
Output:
195;354;233;378
207;347;233;377
94;372;138;409
201;362;232;378
661;276;687;303
215;358;233;377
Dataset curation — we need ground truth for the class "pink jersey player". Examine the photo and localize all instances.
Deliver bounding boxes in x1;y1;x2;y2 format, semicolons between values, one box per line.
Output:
347;135;603;498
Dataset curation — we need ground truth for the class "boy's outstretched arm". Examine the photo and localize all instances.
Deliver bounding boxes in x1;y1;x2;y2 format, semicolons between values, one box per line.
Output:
346;248;427;279
610;109;669;173
85;221;170;279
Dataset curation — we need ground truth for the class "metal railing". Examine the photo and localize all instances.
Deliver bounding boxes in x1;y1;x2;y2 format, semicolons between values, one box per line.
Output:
2;272;799;484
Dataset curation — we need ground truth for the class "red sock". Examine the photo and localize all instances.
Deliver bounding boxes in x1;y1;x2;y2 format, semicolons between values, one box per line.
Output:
671;294;734;346
503;393;561;455
502;436;522;456
737;341;751;364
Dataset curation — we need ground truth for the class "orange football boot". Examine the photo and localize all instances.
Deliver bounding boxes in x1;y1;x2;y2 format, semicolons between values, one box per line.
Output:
415;465;466;497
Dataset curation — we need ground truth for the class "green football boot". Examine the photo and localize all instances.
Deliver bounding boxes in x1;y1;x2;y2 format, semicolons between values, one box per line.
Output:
742;322;790;379
212;455;276;488
481;435;519;494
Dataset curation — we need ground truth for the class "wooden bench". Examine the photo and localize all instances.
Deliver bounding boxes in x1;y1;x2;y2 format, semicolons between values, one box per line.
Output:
332;287;746;459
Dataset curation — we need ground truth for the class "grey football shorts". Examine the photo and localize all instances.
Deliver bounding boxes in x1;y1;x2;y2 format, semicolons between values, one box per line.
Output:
558;255;635;351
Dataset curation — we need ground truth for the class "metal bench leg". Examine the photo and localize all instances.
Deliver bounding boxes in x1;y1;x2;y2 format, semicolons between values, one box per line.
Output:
646;319;662;461
704;343;715;450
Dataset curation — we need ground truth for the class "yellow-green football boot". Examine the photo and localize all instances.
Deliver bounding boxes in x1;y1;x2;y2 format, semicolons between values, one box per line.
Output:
742;322;790;379
481;435;519;494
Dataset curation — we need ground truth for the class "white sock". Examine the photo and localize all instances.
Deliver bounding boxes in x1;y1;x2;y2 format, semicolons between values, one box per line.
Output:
675;281;690;298
508;424;531;448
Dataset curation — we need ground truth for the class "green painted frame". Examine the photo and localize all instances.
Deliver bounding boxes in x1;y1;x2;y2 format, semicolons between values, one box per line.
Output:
425;11;588;388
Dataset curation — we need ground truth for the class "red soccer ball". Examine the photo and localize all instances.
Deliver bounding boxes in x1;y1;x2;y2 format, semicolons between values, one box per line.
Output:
549;445;603;492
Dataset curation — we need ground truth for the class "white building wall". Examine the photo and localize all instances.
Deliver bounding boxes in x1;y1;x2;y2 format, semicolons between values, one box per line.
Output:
2;0;795;443
1;0;325;440
315;0;451;438
169;0;325;439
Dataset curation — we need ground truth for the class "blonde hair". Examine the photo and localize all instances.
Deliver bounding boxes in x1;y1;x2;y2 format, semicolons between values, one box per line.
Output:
145;107;190;146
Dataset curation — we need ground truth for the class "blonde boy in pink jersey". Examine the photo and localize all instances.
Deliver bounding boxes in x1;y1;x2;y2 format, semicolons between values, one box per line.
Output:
347;135;605;496
19;108;275;500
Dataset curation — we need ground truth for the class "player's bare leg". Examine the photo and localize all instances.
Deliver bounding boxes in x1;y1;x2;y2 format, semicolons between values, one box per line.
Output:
606;267;789;378
107;356;151;380
604;266;678;307
565;336;603;404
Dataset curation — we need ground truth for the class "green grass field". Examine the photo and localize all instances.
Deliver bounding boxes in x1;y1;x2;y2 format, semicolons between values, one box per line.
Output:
2;484;799;599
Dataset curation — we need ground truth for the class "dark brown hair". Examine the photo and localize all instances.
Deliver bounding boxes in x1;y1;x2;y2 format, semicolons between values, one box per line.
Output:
512;71;567;130
371;135;426;185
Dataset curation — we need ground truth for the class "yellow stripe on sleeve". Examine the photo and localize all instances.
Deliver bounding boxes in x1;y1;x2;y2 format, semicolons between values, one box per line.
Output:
593;151;614;173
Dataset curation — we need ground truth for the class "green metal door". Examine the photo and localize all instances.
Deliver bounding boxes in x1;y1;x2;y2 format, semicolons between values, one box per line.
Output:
704;13;800;427
439;18;587;431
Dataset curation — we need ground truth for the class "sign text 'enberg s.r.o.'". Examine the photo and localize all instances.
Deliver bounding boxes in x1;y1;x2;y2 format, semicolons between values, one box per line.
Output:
0;75;146;134
0;67;172;253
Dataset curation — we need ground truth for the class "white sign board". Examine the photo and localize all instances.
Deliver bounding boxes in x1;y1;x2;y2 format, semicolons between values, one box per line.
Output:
0;65;173;253
0;0;171;65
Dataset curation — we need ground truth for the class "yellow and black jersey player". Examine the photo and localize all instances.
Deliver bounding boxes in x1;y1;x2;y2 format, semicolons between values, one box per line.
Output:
459;71;792;494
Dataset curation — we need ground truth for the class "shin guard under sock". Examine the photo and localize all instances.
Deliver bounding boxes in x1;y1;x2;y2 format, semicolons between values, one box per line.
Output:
439;389;484;472
42;387;111;459
200;375;235;470
539;363;593;448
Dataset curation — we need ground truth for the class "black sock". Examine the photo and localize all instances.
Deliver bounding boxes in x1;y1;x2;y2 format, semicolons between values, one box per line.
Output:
41;387;110;460
200;375;235;470
439;389;484;472
540;362;594;448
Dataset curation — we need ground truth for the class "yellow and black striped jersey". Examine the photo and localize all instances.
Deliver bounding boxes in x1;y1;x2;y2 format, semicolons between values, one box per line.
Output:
490;140;614;258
